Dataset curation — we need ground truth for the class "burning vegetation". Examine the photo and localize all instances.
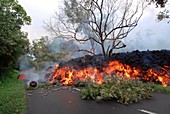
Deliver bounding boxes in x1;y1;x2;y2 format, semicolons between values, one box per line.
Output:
47;50;170;87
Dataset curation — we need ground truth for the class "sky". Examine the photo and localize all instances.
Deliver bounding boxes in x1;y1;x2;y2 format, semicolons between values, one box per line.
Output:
18;0;170;51
18;0;61;41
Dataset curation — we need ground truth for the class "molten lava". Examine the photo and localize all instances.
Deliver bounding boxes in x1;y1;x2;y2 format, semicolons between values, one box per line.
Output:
49;60;170;87
17;75;26;80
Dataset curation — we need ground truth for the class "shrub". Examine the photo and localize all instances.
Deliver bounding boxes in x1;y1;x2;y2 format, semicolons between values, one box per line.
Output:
80;76;154;104
0;0;31;78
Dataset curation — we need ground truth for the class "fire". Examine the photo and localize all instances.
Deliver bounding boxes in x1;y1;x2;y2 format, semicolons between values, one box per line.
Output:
103;61;142;78
50;66;104;85
17;75;26;80
49;60;170;86
146;66;170;87
158;77;167;87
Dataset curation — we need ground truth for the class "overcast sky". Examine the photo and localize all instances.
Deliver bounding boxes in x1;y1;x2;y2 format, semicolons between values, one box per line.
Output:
18;0;170;51
18;0;61;41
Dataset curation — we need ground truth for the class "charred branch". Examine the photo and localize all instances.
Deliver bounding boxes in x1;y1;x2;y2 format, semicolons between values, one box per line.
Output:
77;49;96;55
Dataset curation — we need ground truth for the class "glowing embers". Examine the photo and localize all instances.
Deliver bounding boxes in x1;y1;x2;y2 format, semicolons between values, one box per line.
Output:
145;66;170;87
103;60;142;78
17;75;26;80
49;60;170;86
50;66;104;85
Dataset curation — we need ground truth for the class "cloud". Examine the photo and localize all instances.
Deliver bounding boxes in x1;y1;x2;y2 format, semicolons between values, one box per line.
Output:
18;0;170;50
18;0;61;41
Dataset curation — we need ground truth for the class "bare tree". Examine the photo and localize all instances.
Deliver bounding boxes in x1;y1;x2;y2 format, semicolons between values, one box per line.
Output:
148;0;168;8
45;0;147;57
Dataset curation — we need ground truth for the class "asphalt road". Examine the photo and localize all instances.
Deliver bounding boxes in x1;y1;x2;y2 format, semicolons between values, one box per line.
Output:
26;87;170;114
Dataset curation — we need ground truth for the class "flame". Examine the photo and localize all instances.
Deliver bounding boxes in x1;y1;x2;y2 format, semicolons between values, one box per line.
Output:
158;77;167;87
103;61;142;78
17;75;26;80
50;66;104;85
49;61;170;86
146;66;170;87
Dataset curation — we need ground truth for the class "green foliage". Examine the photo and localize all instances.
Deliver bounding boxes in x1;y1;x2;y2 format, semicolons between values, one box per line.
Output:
0;69;17;84
64;0;88;24
30;37;55;70
74;80;87;87
153;84;170;93
0;70;26;114
30;37;71;70
80;76;154;104
31;37;56;64
0;0;31;77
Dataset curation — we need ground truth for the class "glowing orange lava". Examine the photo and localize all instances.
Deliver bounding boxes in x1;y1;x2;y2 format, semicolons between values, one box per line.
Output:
49;60;170;86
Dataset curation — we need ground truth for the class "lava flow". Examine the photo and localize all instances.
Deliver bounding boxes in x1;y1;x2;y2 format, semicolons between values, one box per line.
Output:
49;60;170;87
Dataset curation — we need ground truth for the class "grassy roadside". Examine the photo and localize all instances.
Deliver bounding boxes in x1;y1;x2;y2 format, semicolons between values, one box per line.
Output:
153;84;170;93
0;69;169;114
0;70;26;114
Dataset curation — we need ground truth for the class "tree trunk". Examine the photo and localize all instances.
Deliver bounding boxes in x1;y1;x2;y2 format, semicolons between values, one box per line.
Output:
101;43;106;57
109;48;113;57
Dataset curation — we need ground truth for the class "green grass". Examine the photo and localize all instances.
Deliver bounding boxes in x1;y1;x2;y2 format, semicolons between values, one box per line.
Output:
153;84;170;93
0;70;26;114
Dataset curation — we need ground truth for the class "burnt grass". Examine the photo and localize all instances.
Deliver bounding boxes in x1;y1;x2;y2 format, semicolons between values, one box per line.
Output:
51;50;170;85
